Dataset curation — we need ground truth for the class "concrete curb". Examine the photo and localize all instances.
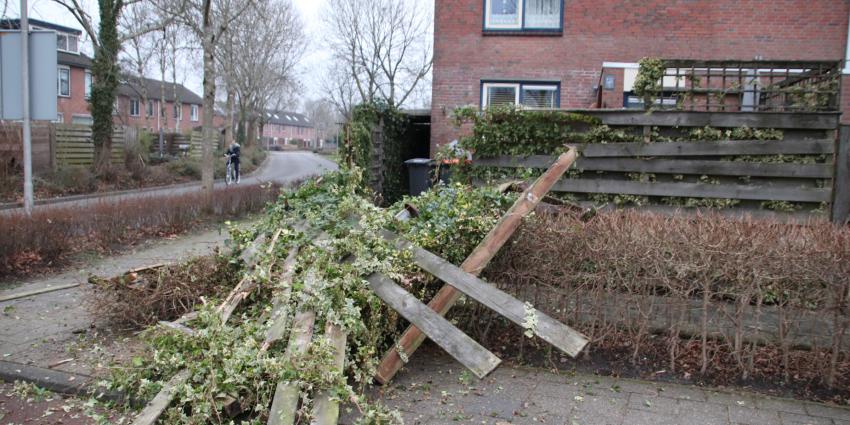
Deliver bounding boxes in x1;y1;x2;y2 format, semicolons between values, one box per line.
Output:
0;360;126;403
0;154;273;212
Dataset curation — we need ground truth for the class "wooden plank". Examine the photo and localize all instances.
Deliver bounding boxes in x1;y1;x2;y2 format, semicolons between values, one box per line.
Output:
551;178;831;203
131;370;191;425
581;139;834;158
0;283;80;302
267;270;319;425
833;126;850;224
374;149;579;384
382;231;588;357
367;273;501;379
158;320;196;336
260;246;301;352
477;155;834;179
576;110;840;130
310;323;347;425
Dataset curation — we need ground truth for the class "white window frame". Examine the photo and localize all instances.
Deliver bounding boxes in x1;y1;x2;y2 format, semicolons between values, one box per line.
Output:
190;104;199;121
482;82;520;108
57;66;71;97
173;104;182;120
484;0;524;30
146;100;155;117
84;71;92;99
129;99;141;117
54;113;64;123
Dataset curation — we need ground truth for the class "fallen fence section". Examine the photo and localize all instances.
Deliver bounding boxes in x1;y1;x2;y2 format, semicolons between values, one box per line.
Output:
381;230;588;357
375;149;581;384
367;273;502;378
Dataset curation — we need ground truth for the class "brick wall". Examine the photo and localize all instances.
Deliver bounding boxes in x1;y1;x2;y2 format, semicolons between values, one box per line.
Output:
57;66;90;124
431;0;850;154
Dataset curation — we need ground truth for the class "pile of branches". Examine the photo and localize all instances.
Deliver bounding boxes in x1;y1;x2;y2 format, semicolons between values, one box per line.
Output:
88;255;240;329
106;170;514;424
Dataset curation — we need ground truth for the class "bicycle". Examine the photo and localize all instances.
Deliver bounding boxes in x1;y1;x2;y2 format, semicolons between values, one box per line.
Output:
224;153;237;185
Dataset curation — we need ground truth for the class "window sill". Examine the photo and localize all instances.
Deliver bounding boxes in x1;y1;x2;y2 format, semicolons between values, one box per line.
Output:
482;29;563;37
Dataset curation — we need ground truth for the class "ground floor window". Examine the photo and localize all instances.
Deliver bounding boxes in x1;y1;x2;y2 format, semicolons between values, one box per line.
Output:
71;115;93;125
481;81;560;109
129;99;141;117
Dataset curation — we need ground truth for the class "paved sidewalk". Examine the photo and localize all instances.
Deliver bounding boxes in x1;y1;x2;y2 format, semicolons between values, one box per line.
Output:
344;348;850;425
0;226;232;376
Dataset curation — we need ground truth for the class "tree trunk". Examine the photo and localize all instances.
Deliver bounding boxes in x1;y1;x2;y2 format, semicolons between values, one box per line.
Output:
225;88;235;148
90;0;123;177
201;21;216;199
246;116;257;148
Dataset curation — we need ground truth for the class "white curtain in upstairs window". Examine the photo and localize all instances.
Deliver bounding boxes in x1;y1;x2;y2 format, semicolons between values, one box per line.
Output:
488;0;520;27
524;0;561;29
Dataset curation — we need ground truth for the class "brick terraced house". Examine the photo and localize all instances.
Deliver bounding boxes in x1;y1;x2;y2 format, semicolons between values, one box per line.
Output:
260;111;317;148
430;0;850;154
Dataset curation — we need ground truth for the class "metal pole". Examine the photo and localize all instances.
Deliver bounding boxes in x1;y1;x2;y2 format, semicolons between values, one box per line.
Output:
21;0;34;215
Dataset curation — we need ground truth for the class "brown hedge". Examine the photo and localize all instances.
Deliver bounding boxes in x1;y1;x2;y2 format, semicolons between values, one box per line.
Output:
0;183;279;278
481;210;850;392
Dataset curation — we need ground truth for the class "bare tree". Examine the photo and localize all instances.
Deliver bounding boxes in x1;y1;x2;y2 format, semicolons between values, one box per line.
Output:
224;0;305;147
324;0;432;109
154;0;254;198
304;98;340;146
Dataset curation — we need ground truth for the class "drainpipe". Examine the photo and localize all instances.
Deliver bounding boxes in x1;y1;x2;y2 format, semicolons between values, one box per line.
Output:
844;11;850;74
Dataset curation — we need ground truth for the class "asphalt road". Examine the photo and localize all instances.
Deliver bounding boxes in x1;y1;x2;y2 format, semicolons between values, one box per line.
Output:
1;151;337;214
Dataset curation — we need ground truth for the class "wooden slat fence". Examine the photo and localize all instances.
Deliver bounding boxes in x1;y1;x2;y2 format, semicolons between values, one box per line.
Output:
471;112;848;223
55;124;125;167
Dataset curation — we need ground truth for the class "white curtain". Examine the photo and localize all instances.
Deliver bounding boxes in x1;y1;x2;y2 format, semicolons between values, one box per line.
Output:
524;0;560;29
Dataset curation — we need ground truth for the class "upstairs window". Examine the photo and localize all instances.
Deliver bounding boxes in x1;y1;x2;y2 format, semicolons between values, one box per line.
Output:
57;66;70;97
129;99;140;117
482;81;560;109
57;33;79;53
84;71;92;98
190;105;199;121
173;104;182;120
146;100;154;117
484;0;562;31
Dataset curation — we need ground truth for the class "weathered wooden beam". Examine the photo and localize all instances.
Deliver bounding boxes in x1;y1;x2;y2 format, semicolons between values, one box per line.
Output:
476;155;834;179
550;178;831;203
310;323;348;425
158;321;196;337
581;139;834;158
260;246;301;353
575;110;840;130
382;231;588;357
267;270;320;425
833;127;850;224
267;311;317;425
367;273;501;379
374;149;578;384
130;370;191;425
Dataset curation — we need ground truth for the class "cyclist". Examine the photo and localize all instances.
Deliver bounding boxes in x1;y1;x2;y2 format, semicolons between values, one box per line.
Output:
225;141;241;184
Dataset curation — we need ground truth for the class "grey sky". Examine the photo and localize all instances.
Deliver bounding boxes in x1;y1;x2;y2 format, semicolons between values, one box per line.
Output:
4;0;433;110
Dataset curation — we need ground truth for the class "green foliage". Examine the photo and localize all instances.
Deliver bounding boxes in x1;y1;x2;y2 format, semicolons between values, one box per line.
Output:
343;102;412;203
452;105;599;157
633;57;665;108
89;0;123;174
108;171;514;423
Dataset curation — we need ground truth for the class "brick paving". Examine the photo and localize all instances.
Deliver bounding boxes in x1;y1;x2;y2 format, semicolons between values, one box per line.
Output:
342;348;850;425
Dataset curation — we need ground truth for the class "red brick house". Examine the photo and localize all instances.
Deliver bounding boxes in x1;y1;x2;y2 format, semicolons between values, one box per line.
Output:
260;111;317;148
430;0;850;154
114;77;204;133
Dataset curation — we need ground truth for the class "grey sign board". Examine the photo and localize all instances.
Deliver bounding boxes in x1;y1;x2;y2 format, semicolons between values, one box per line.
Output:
0;30;58;121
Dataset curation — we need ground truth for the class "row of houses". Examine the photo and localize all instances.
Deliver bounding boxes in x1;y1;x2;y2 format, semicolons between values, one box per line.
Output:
0;18;315;148
429;0;850;154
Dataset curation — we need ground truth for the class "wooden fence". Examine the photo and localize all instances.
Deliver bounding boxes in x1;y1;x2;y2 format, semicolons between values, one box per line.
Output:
471;111;849;224
55;124;126;167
